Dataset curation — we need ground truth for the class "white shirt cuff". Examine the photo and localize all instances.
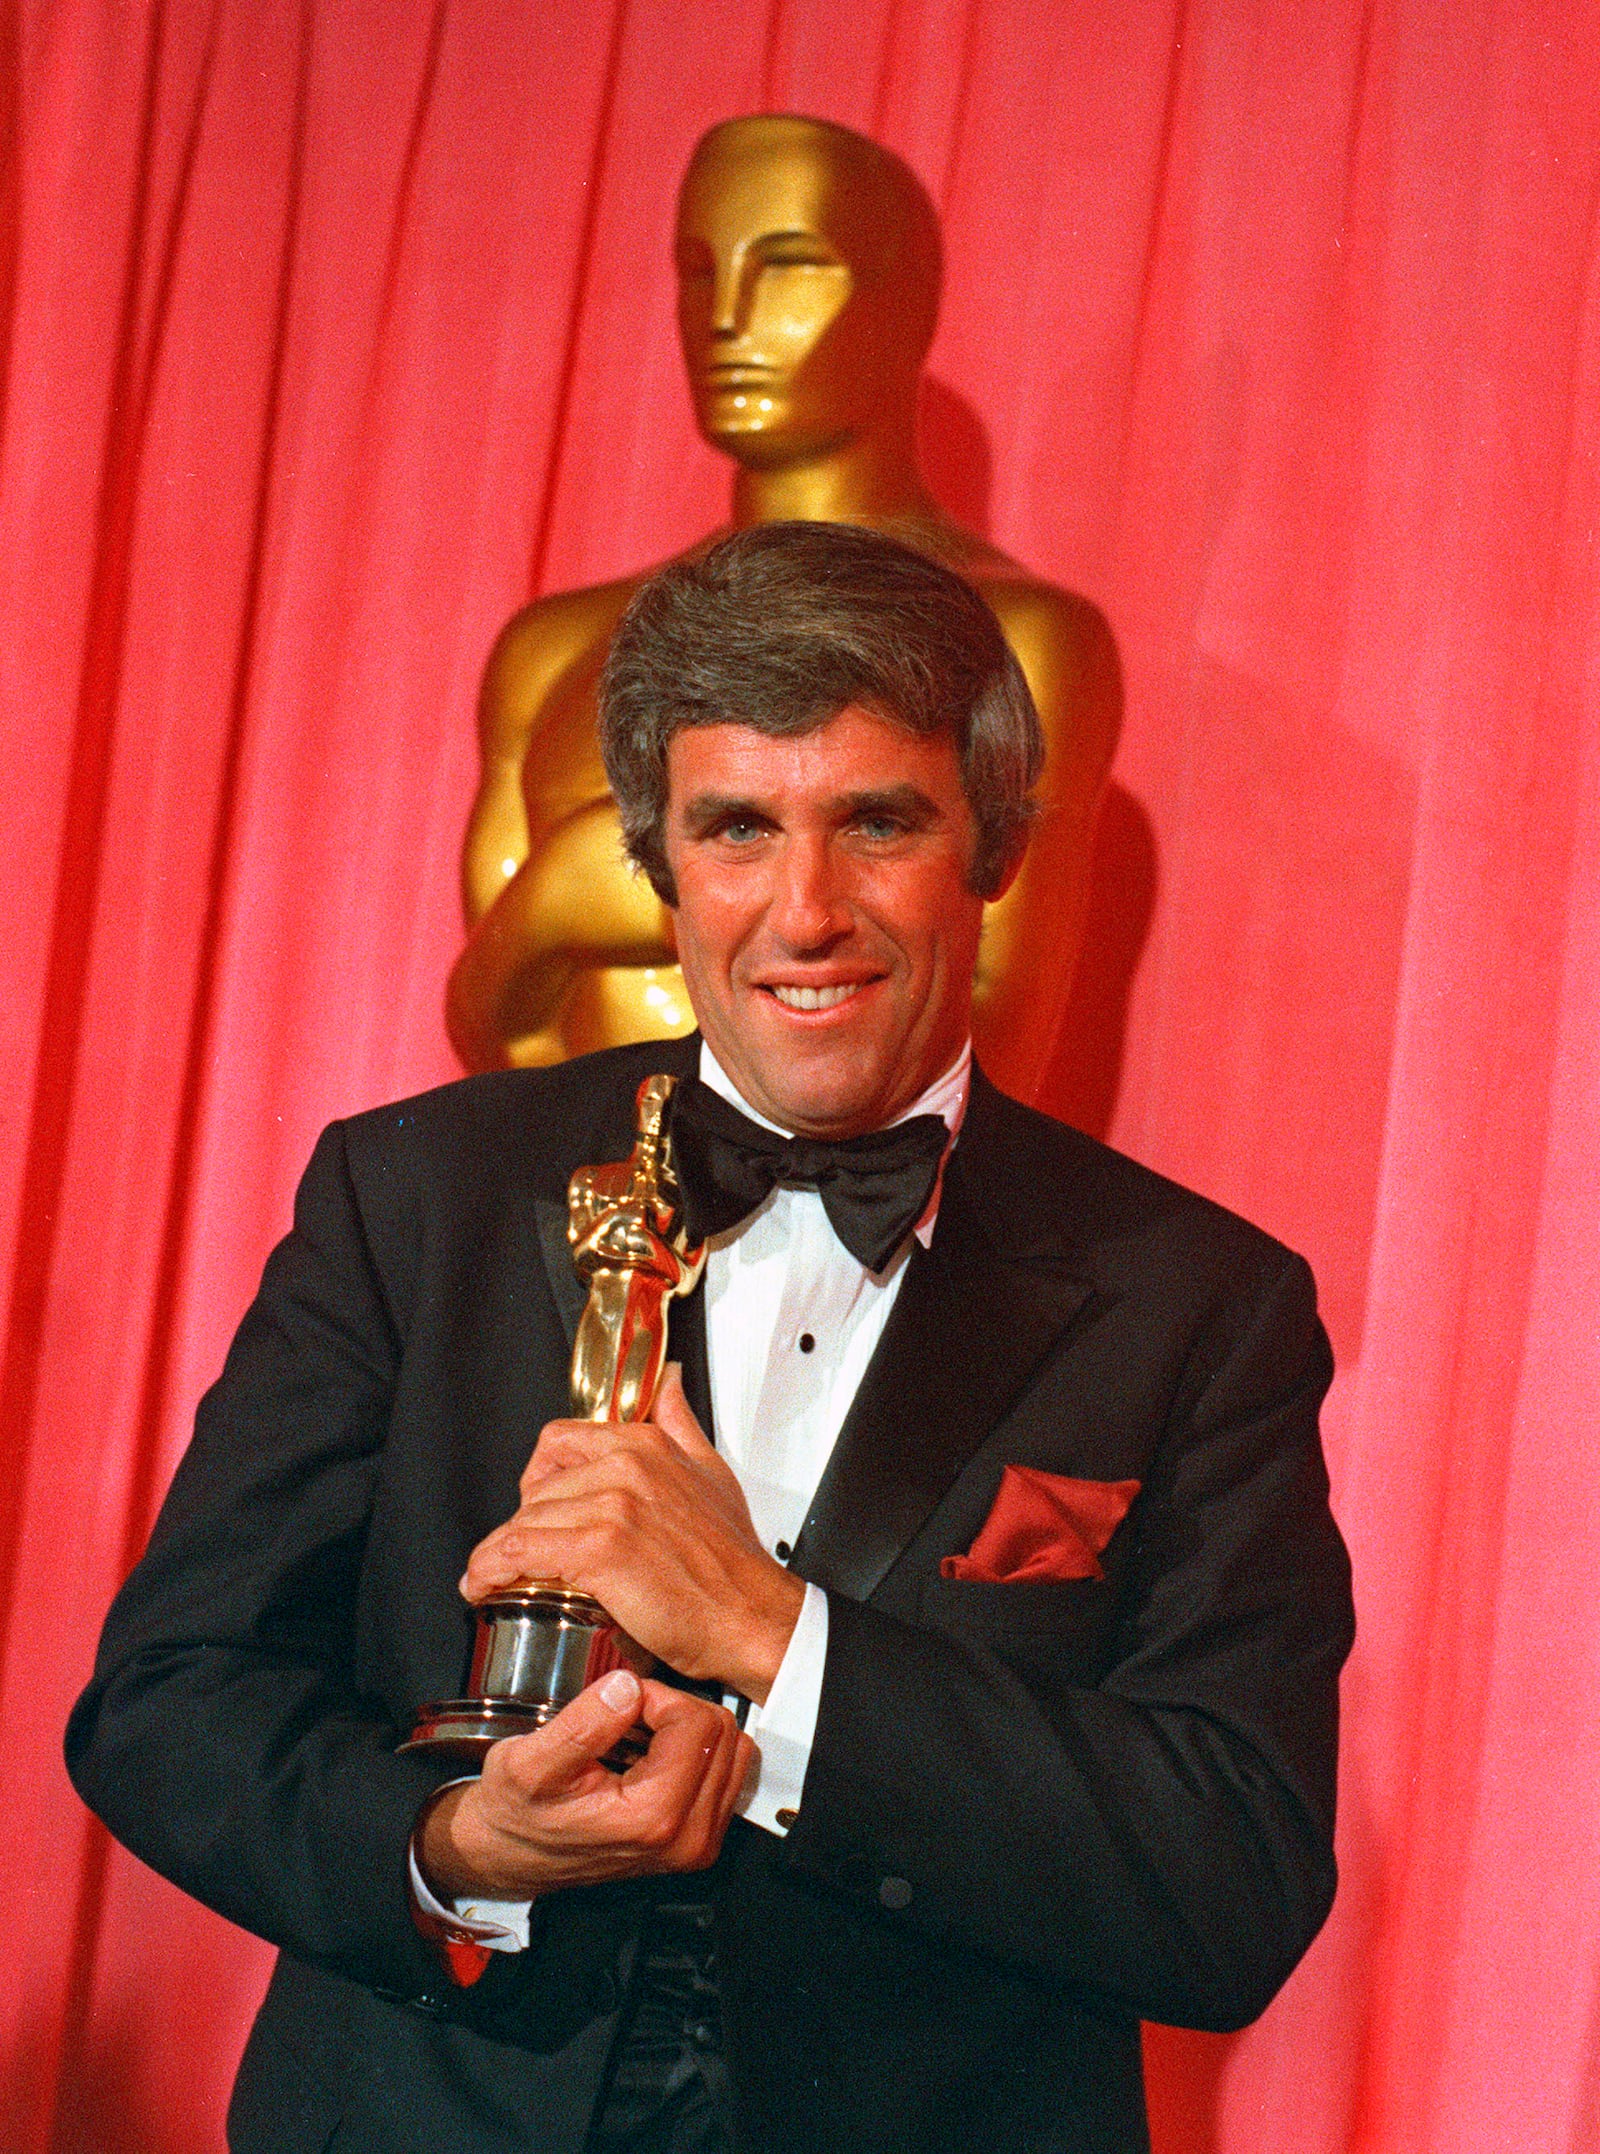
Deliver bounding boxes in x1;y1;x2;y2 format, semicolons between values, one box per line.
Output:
735;1581;828;1836
408;1840;532;1953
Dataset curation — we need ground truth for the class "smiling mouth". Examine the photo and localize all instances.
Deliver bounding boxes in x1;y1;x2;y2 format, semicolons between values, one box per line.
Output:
768;983;861;1011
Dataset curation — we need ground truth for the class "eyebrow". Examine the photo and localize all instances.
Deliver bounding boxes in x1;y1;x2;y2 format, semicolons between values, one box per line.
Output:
678;792;768;838
677;783;944;836
836;784;942;826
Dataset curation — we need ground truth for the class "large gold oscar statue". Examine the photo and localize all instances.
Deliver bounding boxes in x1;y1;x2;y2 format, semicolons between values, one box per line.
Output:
447;114;1121;1098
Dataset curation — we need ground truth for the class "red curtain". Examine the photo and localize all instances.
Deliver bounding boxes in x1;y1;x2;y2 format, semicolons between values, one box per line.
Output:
5;3;1599;2148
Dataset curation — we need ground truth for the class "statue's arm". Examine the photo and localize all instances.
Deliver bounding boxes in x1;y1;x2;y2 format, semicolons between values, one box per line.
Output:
461;584;634;927
464;606;555;927
446;795;673;1070
974;585;1123;1099
454;581;662;1070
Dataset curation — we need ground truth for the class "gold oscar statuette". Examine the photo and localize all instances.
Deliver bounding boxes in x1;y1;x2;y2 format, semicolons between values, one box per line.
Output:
405;1074;705;1759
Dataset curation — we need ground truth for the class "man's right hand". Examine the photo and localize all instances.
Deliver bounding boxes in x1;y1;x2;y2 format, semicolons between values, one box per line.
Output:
416;1669;756;1902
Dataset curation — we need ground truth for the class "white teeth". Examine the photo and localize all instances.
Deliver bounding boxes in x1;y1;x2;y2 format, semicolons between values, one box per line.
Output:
772;983;857;1011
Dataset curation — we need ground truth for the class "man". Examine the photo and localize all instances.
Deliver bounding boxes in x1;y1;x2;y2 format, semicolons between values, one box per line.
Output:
68;523;1354;2154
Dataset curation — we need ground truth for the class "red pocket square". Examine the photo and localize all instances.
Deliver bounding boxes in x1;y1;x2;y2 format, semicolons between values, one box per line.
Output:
941;1465;1141;1584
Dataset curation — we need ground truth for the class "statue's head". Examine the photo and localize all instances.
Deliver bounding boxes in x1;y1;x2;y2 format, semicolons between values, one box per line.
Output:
675;115;942;468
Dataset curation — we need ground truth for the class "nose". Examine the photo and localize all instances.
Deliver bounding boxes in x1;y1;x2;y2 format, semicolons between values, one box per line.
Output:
709;246;754;339
767;834;852;952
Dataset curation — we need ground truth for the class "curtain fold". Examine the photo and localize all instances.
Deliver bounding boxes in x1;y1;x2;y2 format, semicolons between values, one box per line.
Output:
3;3;1596;2147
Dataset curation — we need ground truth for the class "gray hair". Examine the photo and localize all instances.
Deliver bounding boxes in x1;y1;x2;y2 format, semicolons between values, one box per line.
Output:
598;521;1042;903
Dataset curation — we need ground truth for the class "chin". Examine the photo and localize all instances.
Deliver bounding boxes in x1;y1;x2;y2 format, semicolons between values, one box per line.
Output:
759;1058;901;1137
703;419;796;461
704;418;852;470
703;409;775;437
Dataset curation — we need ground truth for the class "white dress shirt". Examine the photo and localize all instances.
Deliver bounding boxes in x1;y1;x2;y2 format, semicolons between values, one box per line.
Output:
420;1039;971;1948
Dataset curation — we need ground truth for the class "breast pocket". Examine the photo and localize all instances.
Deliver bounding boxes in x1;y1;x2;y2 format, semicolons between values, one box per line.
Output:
918;1573;1118;1684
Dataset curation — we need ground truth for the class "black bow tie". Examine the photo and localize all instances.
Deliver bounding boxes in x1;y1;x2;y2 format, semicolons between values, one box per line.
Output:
667;1077;950;1272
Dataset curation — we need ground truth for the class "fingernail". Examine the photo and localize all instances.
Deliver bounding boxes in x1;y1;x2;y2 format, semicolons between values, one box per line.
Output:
599;1669;640;1711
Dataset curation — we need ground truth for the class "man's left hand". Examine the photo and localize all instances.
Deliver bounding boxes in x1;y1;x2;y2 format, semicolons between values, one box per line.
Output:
460;1366;806;1704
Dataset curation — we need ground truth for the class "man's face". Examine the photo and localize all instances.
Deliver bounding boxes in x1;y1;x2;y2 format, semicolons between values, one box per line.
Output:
664;707;1003;1137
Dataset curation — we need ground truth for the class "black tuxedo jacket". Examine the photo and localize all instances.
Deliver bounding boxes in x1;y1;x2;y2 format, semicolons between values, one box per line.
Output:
67;1037;1353;2154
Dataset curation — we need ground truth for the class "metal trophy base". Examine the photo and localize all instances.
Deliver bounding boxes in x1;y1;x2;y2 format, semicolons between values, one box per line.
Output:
403;1582;653;1768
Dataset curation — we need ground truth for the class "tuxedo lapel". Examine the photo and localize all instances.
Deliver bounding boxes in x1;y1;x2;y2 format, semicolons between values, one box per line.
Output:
789;1115;1093;1603
534;1200;587;1351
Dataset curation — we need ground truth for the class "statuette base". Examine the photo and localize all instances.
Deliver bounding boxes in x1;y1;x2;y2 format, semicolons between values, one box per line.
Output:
404;1581;653;1764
